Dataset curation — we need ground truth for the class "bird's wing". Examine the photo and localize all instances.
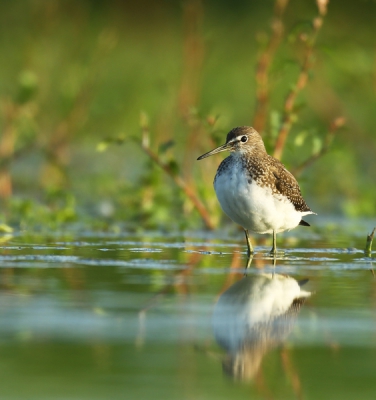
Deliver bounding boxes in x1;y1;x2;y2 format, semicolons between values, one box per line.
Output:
269;159;312;213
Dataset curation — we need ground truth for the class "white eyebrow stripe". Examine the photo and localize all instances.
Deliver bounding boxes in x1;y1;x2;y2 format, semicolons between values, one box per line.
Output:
229;136;243;142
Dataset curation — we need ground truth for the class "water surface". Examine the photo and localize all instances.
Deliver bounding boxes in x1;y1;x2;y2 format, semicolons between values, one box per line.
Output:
0;226;375;399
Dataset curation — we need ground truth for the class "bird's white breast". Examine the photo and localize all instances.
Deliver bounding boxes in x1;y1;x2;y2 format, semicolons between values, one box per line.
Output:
214;156;303;234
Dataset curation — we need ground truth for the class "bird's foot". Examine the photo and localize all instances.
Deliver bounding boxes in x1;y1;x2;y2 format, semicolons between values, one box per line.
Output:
244;253;254;275
269;248;285;257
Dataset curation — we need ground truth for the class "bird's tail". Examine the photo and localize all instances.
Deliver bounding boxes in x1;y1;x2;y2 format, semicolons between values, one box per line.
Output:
299;220;310;227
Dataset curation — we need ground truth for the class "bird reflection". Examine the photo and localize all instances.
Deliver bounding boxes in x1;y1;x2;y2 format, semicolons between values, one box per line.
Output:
212;262;311;381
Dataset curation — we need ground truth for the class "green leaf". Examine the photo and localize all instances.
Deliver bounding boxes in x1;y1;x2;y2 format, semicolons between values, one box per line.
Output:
270;110;281;139
16;70;38;104
96;141;109;152
158;140;175;154
168;160;179;176
96;135;126;152
312;136;322;154
294;131;308;147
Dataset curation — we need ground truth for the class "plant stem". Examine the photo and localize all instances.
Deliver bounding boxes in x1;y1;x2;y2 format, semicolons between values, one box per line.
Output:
254;0;289;133
365;227;375;257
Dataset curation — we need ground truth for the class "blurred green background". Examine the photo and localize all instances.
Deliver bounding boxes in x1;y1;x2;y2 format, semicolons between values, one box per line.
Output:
0;0;375;231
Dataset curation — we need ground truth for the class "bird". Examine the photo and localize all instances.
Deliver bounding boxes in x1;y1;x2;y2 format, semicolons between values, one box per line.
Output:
212;272;311;380
197;126;315;255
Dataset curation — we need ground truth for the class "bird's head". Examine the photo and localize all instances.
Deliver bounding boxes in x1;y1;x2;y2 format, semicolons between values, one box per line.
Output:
197;126;265;160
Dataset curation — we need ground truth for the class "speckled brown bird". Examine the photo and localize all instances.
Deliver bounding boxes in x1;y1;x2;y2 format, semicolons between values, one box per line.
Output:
197;126;315;255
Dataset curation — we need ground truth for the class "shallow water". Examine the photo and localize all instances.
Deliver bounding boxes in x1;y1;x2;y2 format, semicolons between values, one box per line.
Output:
0;226;375;400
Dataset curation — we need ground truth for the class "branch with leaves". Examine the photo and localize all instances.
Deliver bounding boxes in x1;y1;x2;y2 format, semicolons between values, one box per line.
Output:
273;0;329;160
291;117;345;177
139;113;215;230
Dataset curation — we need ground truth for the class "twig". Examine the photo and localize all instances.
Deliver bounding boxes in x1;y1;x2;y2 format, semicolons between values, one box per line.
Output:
140;117;215;230
179;1;206;186
254;0;289;133
292;116;345;177
273;0;329;160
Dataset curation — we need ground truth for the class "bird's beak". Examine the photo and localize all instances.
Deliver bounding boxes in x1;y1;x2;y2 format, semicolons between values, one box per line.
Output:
197;142;232;160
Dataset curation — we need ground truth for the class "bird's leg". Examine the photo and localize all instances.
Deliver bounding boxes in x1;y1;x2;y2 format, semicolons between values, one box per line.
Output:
244;229;254;256
244;253;254;276
272;252;276;277
270;230;277;255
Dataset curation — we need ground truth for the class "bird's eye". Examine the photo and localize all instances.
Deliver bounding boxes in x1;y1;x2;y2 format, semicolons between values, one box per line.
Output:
240;136;248;143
